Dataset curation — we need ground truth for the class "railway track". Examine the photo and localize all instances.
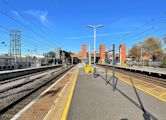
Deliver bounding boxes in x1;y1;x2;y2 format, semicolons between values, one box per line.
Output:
0;65;73;120
97;65;166;88
0;68;60;86
0;66;62;85
115;69;166;87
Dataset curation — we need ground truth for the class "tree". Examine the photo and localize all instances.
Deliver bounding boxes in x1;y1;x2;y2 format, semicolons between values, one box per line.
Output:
128;44;141;59
47;51;55;58
140;37;164;61
163;35;166;52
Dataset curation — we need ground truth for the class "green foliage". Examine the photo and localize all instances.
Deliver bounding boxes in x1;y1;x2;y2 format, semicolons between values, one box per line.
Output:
45;51;55;58
128;44;141;59
141;37;164;60
129;37;164;61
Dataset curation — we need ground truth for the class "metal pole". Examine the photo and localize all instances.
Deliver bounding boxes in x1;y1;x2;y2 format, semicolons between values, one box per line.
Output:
105;44;117;89
94;27;96;65
141;48;143;66
105;52;108;82
87;25;103;65
89;44;91;66
112;44;115;85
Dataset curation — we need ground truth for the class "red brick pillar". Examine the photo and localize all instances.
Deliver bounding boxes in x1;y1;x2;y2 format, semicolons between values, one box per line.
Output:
82;44;86;59
119;44;126;65
100;44;105;64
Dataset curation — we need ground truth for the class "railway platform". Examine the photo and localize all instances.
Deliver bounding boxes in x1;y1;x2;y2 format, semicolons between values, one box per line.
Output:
67;64;166;120
98;64;166;76
10;64;166;120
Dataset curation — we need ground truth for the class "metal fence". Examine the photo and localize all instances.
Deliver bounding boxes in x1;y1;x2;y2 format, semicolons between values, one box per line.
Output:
126;61;163;67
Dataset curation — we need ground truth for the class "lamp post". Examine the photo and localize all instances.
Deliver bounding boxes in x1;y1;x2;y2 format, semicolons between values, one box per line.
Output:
1;42;8;56
89;43;91;66
28;49;36;66
87;25;103;65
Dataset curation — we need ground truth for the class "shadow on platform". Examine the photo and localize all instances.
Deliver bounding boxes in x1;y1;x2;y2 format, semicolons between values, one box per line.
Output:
41;87;62;98
98;74;158;120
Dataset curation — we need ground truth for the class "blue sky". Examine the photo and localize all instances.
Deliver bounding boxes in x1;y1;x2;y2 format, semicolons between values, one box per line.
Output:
0;0;166;55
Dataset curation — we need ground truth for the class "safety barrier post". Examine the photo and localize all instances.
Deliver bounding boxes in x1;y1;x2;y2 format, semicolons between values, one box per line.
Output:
112;44;115;88
105;52;108;84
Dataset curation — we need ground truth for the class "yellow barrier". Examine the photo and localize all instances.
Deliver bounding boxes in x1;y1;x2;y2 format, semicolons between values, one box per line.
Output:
122;63;127;67
84;64;94;74
91;66;94;73
85;66;89;73
84;64;90;73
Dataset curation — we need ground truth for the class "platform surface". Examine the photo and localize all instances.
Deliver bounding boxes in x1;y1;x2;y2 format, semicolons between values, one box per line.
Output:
99;64;166;75
67;65;166;120
124;66;166;75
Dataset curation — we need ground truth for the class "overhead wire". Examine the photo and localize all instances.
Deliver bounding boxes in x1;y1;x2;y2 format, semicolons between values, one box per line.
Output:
0;25;54;53
0;10;58;49
118;12;166;41
2;0;61;47
104;13;166;51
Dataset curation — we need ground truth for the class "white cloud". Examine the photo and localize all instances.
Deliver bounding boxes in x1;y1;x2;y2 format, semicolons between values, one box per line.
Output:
24;10;49;25
65;32;131;40
11;10;19;16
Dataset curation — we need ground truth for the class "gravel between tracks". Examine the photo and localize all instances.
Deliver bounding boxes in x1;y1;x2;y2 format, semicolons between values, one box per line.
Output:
0;65;73;120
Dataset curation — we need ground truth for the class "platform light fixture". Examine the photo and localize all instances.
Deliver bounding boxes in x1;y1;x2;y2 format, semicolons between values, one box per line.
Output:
86;24;104;65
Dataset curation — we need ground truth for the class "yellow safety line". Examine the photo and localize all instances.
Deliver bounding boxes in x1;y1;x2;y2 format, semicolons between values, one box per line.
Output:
159;92;166;97
146;86;158;92
61;67;79;120
97;66;166;102
117;75;166;102
115;72;165;89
